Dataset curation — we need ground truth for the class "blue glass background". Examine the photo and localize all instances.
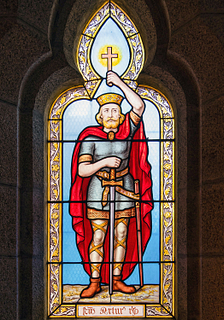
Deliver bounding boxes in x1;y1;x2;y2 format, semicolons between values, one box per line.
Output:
62;81;160;285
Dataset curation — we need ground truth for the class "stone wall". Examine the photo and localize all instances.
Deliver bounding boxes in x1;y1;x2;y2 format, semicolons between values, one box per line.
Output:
0;0;223;319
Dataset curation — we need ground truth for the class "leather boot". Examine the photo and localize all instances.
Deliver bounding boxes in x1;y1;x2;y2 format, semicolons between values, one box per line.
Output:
113;275;136;293
80;277;101;298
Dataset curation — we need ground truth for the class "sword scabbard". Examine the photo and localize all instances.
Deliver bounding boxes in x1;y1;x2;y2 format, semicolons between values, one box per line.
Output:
135;179;144;287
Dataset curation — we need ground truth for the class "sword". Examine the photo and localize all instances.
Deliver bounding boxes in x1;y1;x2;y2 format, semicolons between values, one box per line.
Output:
109;168;115;295
101;168;122;294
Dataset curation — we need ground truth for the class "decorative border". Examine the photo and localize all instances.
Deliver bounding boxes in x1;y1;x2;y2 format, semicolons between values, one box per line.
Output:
48;264;62;315
50;305;76;318
136;86;174;118
77;35;99;82
83;2;110;38
110;1;137;37
123;33;144;82
47;85;175;318
49;87;89;120
76;0;145;88
146;305;172;318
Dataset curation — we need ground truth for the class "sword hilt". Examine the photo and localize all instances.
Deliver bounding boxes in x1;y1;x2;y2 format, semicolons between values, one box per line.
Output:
135;179;140;194
110;168;116;180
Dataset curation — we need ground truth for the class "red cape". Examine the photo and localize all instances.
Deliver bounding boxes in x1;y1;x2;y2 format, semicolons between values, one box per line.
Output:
69;113;153;283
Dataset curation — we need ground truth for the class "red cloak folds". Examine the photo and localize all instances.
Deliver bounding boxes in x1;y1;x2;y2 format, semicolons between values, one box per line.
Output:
69;113;153;284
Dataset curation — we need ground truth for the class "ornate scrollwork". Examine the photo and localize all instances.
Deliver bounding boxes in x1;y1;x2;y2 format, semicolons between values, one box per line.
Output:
162;263;173;313
123;34;144;80
49;264;60;314
163;119;174;140
146;305;170;317
110;2;137;37
50;142;60;202
49;203;60;262
137;87;173;118
163;141;173;202
84;80;101;97
78;36;97;81
84;2;110;38
52;305;76;317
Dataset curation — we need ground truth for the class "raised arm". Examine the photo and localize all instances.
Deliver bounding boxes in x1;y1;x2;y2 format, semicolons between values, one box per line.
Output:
106;71;145;117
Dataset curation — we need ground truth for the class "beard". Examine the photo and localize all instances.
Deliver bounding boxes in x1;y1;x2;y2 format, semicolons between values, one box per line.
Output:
103;118;120;129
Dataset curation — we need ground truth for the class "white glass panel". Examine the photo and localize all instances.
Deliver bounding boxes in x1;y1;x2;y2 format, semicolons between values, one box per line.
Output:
91;18;130;78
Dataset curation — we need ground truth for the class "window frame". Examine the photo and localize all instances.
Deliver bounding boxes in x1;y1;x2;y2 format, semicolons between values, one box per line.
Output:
47;0;175;317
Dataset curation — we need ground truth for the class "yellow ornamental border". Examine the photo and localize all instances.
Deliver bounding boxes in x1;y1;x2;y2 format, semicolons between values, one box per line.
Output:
49;86;90;120
83;2;110;38
136;85;174;119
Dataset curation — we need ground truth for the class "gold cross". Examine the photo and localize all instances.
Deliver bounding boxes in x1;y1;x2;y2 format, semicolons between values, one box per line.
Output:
101;47;118;71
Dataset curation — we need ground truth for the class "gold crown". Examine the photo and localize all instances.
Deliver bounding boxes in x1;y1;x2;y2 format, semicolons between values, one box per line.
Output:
96;93;123;106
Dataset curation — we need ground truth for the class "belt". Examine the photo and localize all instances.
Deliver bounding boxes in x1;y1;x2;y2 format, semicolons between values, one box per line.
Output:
96;167;140;206
96;167;128;180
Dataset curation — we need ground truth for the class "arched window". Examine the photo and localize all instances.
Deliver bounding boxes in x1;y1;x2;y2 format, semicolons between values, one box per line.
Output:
48;1;175;318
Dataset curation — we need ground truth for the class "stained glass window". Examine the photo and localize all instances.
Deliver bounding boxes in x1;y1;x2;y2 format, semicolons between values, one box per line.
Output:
48;1;175;318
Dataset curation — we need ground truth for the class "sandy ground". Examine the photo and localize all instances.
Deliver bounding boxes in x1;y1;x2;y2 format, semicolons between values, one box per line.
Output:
63;284;159;304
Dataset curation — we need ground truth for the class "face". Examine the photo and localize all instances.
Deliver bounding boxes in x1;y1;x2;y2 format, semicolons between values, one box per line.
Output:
101;103;120;129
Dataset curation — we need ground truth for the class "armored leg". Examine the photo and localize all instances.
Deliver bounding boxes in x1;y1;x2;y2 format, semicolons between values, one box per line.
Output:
113;218;128;275
113;218;135;294
80;219;108;298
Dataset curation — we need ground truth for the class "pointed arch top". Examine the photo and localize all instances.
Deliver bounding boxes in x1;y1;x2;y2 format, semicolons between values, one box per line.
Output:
76;1;145;85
